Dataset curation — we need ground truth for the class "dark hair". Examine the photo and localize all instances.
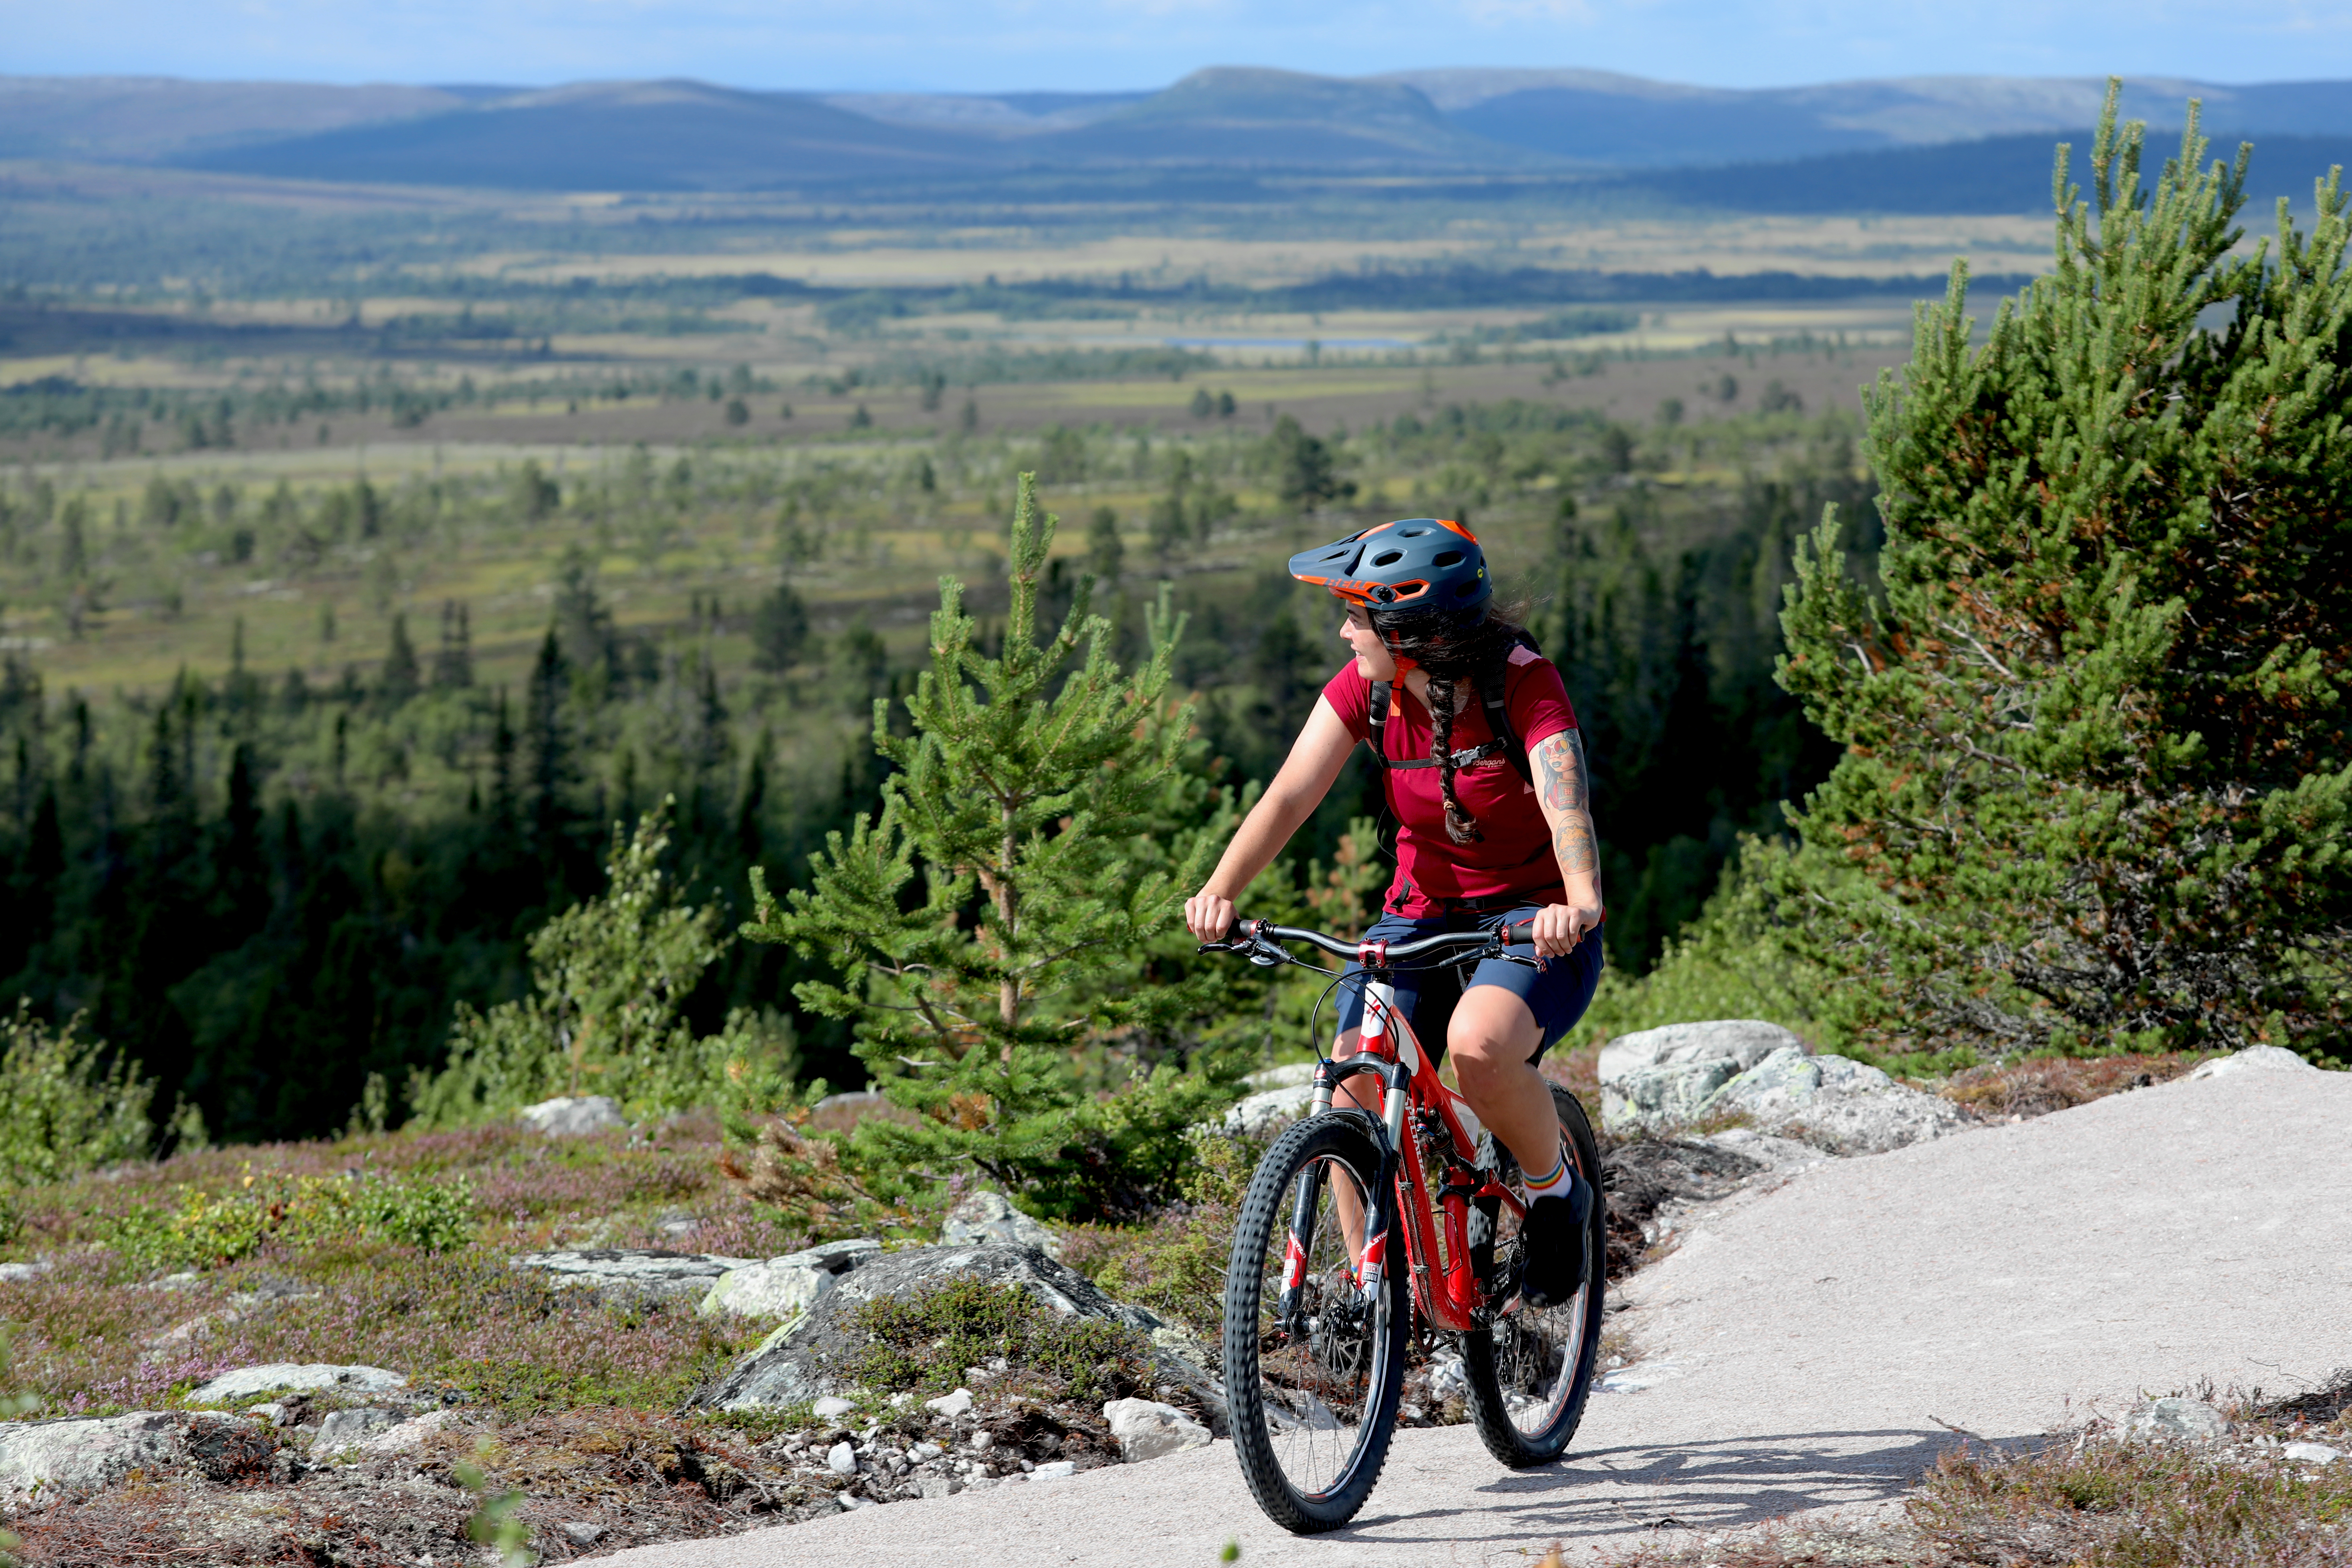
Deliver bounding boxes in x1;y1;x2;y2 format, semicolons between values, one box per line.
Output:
1369;596;1531;845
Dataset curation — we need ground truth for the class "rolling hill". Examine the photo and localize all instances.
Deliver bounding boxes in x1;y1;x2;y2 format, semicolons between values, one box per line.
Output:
6;67;2350;208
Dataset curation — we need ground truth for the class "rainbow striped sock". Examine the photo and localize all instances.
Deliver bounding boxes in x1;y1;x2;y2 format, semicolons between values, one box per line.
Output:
1523;1143;1573;1200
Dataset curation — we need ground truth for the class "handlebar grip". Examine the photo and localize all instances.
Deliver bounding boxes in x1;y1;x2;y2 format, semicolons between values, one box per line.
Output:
1502;918;1537;944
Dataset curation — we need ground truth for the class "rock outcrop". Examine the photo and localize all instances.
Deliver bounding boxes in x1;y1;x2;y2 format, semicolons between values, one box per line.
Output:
187;1363;409;1405
1699;1046;1966;1154
1100;1399;1212;1462
1598;1021;1802;1132
700;1243;1220;1428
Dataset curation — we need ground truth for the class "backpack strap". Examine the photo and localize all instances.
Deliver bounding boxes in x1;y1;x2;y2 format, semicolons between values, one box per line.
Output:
1366;679;1394;780
1475;659;1535;786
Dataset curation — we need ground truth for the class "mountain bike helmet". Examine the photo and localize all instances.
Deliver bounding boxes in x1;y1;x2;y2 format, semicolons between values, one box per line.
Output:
1287;519;1491;615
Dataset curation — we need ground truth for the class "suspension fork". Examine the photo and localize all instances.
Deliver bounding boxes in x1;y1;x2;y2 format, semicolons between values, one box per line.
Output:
1284;1051;1410;1327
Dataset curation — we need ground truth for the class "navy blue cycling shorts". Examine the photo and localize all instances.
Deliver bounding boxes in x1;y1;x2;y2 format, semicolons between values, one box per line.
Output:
1330;906;1604;1062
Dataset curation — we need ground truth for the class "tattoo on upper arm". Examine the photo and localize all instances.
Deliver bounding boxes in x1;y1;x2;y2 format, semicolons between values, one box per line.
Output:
1535;730;1599;876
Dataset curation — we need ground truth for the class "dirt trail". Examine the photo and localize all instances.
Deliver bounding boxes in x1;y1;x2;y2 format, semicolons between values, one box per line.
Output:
602;1066;2352;1567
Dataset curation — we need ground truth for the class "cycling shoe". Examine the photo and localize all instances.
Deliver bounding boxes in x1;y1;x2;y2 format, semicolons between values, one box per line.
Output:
1516;1173;1591;1309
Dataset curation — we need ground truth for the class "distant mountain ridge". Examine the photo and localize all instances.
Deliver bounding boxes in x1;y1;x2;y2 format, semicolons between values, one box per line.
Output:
3;67;2348;204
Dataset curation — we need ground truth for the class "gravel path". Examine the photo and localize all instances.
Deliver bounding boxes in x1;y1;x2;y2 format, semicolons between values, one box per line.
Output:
601;1064;2352;1567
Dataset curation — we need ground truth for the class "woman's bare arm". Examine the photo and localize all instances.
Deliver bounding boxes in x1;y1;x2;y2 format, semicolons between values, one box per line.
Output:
1184;695;1361;940
1527;728;1606;956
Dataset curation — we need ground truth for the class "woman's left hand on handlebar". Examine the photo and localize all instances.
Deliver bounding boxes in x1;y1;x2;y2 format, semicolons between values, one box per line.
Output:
1184;890;1238;944
1528;900;1601;957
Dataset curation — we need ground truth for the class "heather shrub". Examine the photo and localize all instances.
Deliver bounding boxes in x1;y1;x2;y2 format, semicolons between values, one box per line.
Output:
0;1001;159;1189
1062;1128;1260;1336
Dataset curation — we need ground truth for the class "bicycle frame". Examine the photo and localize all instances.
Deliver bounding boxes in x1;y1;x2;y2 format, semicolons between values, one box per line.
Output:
1283;966;1527;1336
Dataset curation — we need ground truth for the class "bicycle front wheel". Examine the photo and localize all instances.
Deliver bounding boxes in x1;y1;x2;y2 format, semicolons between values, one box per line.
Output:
1223;1110;1410;1534
1461;1081;1606;1466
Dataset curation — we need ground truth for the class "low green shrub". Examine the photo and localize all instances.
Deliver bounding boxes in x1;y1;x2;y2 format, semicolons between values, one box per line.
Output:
105;1168;478;1270
413;801;798;1131
0;1002;159;1188
837;1279;1150;1406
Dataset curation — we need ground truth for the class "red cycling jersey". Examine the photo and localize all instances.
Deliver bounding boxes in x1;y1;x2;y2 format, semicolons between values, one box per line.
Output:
1320;645;1579;916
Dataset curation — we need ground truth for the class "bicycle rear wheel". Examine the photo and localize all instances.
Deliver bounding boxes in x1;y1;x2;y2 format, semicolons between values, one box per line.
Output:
1460;1082;1606;1466
1223;1110;1410;1534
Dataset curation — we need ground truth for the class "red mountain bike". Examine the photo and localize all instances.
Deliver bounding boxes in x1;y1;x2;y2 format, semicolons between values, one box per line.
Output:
1200;917;1607;1534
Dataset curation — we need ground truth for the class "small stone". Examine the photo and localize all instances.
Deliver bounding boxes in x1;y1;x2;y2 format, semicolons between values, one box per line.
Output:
889;1392;914;1409
0;1262;49;1284
836;1491;871;1510
245;1403;286;1426
1101;1398;1212;1463
559;1522;606;1546
919;1475;960;1499
812;1396;855;1420
1425;1354;1469;1403
969;1431;994;1451
1033;1459;1077;1479
910;1441;943;1461
827;1441;857;1475
516;1095;626;1135
924;1387;974;1418
2284;1441;2344;1465
2122;1397;2228;1444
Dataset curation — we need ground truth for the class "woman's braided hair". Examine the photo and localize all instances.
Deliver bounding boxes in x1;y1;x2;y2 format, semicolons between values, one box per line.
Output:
1369;597;1531;846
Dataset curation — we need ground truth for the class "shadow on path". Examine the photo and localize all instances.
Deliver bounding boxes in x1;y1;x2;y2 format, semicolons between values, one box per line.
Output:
1337;1428;1983;1551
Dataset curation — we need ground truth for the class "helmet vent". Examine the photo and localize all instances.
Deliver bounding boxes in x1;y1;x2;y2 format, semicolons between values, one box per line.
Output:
1369;549;1404;567
1455;580;1481;597
1432;550;1464;567
1398;526;1430;536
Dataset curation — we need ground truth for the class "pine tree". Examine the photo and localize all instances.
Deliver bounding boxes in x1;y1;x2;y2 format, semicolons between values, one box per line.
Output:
432;601;473;690
1777;88;2352;1058
743;473;1239;1218
379;613;420;706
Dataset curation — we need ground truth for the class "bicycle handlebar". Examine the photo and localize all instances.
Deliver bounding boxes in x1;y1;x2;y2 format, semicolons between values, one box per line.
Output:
1200;916;1537;964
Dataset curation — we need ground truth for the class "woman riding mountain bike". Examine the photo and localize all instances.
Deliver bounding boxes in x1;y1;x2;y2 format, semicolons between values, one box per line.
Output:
1183;517;1606;1309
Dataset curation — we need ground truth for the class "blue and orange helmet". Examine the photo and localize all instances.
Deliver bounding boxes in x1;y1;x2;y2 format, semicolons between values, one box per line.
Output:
1287;518;1492;615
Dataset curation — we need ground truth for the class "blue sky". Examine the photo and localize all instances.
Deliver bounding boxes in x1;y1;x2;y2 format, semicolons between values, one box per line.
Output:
7;0;2345;92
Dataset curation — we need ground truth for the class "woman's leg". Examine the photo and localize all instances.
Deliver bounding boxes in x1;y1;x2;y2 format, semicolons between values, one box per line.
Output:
1444;987;1559;1178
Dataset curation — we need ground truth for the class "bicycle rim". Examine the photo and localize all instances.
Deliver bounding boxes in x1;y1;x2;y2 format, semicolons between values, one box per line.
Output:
1224;1114;1408;1533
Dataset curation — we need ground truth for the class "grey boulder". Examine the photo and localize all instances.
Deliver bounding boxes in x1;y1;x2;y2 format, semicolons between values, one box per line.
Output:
314;1407;403;1449
1699;1046;1967;1155
516;1095;626;1135
0;1411;269;1501
1102;1398;1212;1462
2121;1397;2228;1443
510;1248;755;1301
2187;1045;2316;1081
1598;1021;1803;1133
188;1363;408;1404
1222;1062;1317;1135
940;1191;1063;1260
698;1239;883;1324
